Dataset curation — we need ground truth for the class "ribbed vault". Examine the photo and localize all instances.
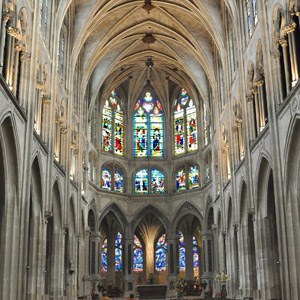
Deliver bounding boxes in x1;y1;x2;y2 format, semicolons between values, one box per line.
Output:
57;0;237;115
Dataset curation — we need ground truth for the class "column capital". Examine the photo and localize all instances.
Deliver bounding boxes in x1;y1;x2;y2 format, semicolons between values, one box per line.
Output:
279;38;288;47
284;21;297;34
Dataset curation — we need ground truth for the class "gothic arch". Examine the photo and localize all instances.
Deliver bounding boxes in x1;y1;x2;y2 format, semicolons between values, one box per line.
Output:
173;202;203;234
99;203;128;233
256;155;273;215
0;115;19;298
52;181;62;228
25;156;44;297
131;204;170;234
284;117;300;296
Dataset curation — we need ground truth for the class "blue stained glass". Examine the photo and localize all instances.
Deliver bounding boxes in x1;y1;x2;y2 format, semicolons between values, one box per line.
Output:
189;165;200;189
155;234;167;271
115;232;123;271
178;231;186;271
135;169;149;194
101;168;111;191
134;92;164;157
176;169;186;191
151;169;164;194
114;169;124;193
134;235;143;272
193;236;199;274
101;238;108;272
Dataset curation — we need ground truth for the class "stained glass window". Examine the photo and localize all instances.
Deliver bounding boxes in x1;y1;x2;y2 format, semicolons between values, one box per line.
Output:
101;238;108;272
134;235;143;272
178;231;186;271
155;234;167;271
101;167;112;191
134;91;164;157
176;164;200;192
193;236;199;275
189;166;200;189
246;0;258;37
204;103;209;146
178;233;199;275
151;169;164;194
135;168;165;195
115;232;123;271
102;90;124;155
135;169;149;194
114;169;124;193
174;89;198;155
101;163;125;193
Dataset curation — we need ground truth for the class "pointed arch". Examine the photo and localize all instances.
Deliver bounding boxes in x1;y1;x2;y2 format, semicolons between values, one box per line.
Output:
99;203;128;232
131;205;170;234
173;202;203;232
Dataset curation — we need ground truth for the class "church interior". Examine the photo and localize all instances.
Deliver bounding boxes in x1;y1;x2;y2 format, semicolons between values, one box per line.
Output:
0;0;299;299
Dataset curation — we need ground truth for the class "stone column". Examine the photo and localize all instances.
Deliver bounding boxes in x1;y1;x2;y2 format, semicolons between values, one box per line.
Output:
106;232;116;285
184;231;194;281
167;235;177;298
285;22;298;84
123;238;134;297
89;231;101;281
279;38;291;93
272;48;283;105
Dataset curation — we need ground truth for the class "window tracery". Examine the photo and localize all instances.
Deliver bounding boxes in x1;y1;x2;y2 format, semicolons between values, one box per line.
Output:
134;91;164;158
134;167;164;195
176;163;200;192
101;163;124;193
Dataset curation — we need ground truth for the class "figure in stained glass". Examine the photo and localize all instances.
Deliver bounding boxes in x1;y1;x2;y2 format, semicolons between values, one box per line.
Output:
151;169;164;194
133;235;143;272
155;234;167;271
101;168;111;190
178;231;186;271
193;236;199;275
176;169;186;191
114;169;124;193
174;89;198;155
101;238;108;272
135;169;148;194
102;91;124;155
134;91;164;157
115;232;123;271
189;165;200;189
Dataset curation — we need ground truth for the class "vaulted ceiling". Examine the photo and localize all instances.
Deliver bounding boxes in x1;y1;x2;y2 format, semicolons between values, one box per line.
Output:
58;0;237;112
